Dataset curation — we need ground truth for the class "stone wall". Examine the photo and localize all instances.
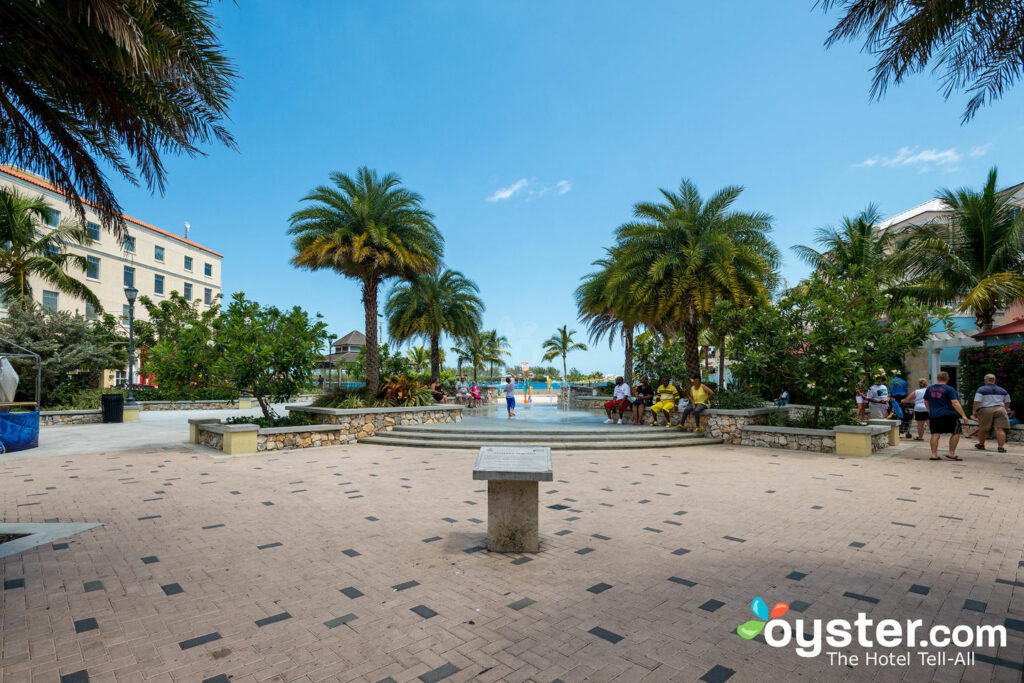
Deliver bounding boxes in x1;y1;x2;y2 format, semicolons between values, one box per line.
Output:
740;425;835;452
872;430;891;451
197;428;223;450
40;410;102;426
257;427;353;451
139;400;237;411
286;404;463;439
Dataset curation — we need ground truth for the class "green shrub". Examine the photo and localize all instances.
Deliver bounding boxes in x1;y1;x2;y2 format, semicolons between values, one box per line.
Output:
763;406;861;430
223;414;316;428
958;342;1023;412
312;386;371;408
709;389;764;410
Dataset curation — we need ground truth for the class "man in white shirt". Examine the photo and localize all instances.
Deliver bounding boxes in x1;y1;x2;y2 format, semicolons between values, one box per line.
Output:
865;376;891;420
604;376;631;424
971;373;1012;452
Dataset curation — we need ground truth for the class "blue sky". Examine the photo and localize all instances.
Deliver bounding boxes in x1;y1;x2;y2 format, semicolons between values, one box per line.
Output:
104;1;1024;373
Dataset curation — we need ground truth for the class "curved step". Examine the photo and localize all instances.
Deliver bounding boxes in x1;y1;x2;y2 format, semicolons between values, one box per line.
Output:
387;428;705;443
358;434;722;450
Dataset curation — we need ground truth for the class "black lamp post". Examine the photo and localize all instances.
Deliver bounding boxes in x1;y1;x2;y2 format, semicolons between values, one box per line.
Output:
124;284;138;404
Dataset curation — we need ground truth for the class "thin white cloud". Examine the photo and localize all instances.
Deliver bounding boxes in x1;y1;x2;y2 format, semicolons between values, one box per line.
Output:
970;143;992;157
486;178;527;202
854;146;965;172
487;178;572;202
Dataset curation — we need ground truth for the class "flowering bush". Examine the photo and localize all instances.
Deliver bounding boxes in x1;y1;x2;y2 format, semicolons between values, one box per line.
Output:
958;342;1023;412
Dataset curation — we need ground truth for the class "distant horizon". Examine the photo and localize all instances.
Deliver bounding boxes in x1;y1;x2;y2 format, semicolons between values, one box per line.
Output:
93;1;1024;373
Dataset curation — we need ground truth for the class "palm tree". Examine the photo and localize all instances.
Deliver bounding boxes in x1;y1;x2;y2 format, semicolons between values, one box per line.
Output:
406;346;430;374
793;205;899;281
541;326;588;390
452;329;509;383
819;0;1024;122
575;251;647;385
614;179;780;380
288;168;443;393
0;189;101;310
385;268;483;379
902;167;1024;330
0;0;236;238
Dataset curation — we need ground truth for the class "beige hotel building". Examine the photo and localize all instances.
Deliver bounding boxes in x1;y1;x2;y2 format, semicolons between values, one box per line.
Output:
1;165;223;384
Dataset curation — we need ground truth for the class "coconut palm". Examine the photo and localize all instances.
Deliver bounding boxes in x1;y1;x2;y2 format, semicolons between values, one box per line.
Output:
819;0;1024;122
406;346;430;374
575;251;645;385
541;326;588;390
452;329;509;383
793;205;900;281
385;268;483;379
0;0;236;238
0;189;101;310
288;168;443;393
902;167;1024;330
613;179;780;380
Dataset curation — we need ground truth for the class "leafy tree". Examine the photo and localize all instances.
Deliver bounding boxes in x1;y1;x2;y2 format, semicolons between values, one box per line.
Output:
632;330;688;384
141;294;220;400
721;274;943;427
1;303;123;407
135;291;220;350
0;0;236;237
288;168;443;393
343;343;411;382
819;0;1024;122
0;189;100;309
385;268;483;379
215;293;327;418
613;179;779;380
541;326;588;389
902;167;1024;330
451;329;509;382
406;345;430;374
575;251;644;385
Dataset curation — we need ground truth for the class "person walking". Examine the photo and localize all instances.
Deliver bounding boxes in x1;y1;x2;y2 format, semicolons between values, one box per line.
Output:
900;378;929;441
924;371;970;461
631;377;654;425
650;377;680;427
679;375;714;432
502;376;516;418
603;376;631;424
971;373;1012;453
855;381;867;421
865;375;890;420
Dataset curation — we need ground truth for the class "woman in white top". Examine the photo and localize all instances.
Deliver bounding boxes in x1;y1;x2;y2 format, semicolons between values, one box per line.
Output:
901;378;929;441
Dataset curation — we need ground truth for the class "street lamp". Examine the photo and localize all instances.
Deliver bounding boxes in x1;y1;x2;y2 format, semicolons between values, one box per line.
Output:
124;284;138;405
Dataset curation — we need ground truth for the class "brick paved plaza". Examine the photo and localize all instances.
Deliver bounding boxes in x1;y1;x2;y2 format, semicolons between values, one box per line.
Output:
2;438;1023;682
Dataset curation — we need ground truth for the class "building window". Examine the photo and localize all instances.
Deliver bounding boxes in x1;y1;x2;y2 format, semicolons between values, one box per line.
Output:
184;255;193;271
45;208;59;227
204;262;212;277
154;274;164;295
154;245;165;262
204;288;212;305
85;302;97;320
86;256;100;279
45;242;59;257
122;304;131;322
124;235;135;253
42;290;58;310
184;282;193;300
87;222;100;241
123;265;135;287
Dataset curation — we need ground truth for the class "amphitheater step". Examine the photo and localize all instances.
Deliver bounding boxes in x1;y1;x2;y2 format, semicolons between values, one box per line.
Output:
358;432;722;450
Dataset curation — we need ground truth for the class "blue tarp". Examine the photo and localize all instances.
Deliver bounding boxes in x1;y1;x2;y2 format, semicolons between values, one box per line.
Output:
0;411;39;453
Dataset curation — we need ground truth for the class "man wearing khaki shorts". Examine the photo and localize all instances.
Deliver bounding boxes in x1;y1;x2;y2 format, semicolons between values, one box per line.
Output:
971;373;1012;453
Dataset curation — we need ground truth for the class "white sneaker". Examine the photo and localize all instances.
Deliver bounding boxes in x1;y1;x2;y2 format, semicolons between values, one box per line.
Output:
604;418;614;424
617;419;623;424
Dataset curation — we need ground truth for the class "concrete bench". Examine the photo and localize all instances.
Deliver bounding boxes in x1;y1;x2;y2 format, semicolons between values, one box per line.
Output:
473;446;553;553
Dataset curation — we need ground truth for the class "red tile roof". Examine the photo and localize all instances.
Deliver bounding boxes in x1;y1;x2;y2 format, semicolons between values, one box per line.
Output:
973;318;1024;338
0;165;223;257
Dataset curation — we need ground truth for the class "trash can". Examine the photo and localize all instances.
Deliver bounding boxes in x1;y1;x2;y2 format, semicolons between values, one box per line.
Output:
101;393;124;423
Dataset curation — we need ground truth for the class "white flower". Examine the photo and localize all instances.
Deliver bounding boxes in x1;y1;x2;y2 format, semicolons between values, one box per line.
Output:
244;317;252;325
206;340;215;347
807;382;816;389
183;323;192;330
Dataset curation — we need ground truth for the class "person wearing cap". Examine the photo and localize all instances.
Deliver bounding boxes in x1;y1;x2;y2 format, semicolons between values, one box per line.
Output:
970;373;1012;453
865;375;890;420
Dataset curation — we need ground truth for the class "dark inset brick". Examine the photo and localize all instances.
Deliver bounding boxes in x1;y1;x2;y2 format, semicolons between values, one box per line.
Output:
255;612;292;627
392;580;419;591
161;583;184;596
668;577;696;587
511;556;532;565
1004;617;1024;632
410;605;438;619
463;545;486;553
554;530;572;536
60;671;89;683
908;584;930;595
262;501;274;506
576;547;594;555
324;613;357;628
700;664;736;683
141;556;159;564
340;587;364;599
257;542;282;550
419;663;459;683
202;676;230;683
441;517;457;523
587;583;612;594
588;626;623;644
996;578;1024;588
811;505;823;510
547;504;569;510
973;653;1024;672
507;598;535;610
700;599;725;612
365;516;378;521
963;599;987;613
849;541;866;548
74;617;99;633
5;578;25;590
83;581;103;593
137;515;161;521
179;632;221;650
52;543;69;550
422;536;442;543
592;534;611;541
342;549;360;557
789;600;812;613
202;524;225;530
723;536;745;543
672;548;690;556
786;571;807;581
843;591;879;604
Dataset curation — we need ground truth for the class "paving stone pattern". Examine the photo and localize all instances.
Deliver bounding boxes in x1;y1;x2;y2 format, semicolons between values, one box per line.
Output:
0;440;1023;681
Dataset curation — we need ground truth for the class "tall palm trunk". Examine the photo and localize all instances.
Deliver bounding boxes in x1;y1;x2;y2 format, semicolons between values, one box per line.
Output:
362;278;380;393
429;334;441;379
717;333;727;390
562;355;568;391
682;314;700;382
623;325;634;385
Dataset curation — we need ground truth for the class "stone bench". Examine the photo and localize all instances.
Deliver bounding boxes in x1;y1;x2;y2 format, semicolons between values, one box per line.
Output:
473;446;553;553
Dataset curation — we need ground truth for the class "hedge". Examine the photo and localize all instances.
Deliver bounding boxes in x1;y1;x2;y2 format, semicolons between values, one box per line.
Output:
958;342;1022;411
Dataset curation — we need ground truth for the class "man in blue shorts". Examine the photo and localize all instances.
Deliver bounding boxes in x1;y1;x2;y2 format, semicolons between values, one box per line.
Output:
924;371;970;461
